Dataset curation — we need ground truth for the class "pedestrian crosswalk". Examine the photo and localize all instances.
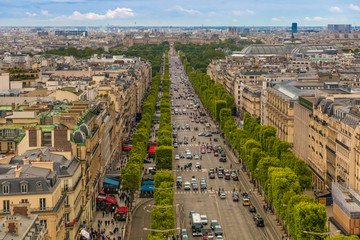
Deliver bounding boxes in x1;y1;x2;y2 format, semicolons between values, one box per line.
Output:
172;168;207;172
174;190;234;195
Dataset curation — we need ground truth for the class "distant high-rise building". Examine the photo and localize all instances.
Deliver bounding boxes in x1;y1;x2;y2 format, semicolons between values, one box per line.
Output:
292;23;298;33
327;24;352;33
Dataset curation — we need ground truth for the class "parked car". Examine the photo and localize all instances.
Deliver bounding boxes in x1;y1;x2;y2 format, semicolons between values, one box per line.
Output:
175;154;180;160
184;162;192;169
196;162;201;169
220;193;226;199
184;182;191;190
219;158;226;162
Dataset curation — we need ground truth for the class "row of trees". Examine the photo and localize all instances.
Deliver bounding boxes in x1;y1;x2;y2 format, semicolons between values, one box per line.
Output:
120;71;160;209
176;49;354;240
156;53;173;170
150;53;176;239
120;45;167;209
149;170;175;239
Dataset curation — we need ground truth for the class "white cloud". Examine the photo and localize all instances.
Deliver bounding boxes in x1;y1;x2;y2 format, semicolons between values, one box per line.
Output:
349;4;360;11
170;6;201;15
62;8;135;20
26;12;37;17
41;10;49;16
304;16;328;21
208;11;216;16
329;6;342;12
272;17;281;21
232;9;254;16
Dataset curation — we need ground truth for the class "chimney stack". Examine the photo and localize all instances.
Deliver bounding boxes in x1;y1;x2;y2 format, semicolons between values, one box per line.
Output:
14;166;21;178
23;157;29;165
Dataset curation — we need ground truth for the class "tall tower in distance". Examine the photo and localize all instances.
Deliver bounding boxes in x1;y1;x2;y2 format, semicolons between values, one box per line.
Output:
292;23;298;33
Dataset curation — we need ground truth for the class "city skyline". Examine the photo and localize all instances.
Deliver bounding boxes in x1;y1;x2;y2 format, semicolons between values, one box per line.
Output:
0;0;359;26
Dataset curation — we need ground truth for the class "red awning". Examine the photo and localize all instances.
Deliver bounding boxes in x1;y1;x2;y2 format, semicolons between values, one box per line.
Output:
148;146;156;154
116;206;128;214
106;195;117;205
99;189;105;195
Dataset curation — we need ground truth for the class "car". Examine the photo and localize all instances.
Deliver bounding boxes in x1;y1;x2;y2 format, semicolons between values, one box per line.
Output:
194;153;199;160
214;138;218;142
201;228;213;239
178;139;183;144
198;132;206;136
214;152;219;157
201;183;207;189
214;225;223;236
233;192;239;202
243;198;250;206
196;162;201;169
220;152;226;157
208;168;215;175
189;211;196;217
181;229;189;240
207;148;212;153
205;133;212;137
184;162;192;169
233;175;239;181
249;204;256;213
191;176;196;183
184;182;191;190
184;139;189;145
174;142;178;148
218;172;223;178
175;154;180;160
211;131;220;134
219;167;224;173
200;215;208;225
253;214;264;227
192;183;198;191
185;124;190;130
210;220;218;231
225;173;231;180
216;236;223;240
219;158;226;162
209;173;215;179
201;148;206;154
143;159;152;164
177;176;183;184
220;193;226;199
180;152;185;158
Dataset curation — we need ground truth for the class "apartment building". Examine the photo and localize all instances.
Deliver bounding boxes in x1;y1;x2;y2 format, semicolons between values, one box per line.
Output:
0;165;65;239
0;98;122;239
235;82;262;118
0;202;47;240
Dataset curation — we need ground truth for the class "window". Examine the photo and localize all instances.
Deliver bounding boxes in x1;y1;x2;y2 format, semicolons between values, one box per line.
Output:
64;180;68;191
40;198;46;210
7;142;12;151
3;185;9;194
40;220;47;228
3;200;9;213
21;184;27;193
21;199;28;203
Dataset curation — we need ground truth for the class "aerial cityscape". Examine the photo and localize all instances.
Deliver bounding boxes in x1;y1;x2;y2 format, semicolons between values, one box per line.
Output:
0;0;360;240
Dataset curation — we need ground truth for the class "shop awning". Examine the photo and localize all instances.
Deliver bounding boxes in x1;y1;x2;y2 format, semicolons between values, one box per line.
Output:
103;177;120;188
142;180;154;185
106;195;117;205
148;146;156;154
140;185;154;191
116;206;128;214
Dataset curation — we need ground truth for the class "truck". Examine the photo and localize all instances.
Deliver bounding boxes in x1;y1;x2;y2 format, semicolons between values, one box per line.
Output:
191;213;203;236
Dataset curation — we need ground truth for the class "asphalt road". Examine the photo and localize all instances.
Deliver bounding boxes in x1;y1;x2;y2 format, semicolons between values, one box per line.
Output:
169;52;283;240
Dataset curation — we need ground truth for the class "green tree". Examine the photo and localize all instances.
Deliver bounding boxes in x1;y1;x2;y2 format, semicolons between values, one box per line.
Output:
120;163;141;209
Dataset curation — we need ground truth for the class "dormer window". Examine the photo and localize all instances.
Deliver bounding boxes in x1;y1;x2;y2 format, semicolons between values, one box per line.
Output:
2;183;9;194
20;181;28;193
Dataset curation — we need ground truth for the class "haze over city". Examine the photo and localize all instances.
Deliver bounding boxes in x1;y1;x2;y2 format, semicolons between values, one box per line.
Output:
0;0;360;26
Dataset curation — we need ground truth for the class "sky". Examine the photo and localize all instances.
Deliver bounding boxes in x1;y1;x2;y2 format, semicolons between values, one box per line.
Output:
0;0;359;27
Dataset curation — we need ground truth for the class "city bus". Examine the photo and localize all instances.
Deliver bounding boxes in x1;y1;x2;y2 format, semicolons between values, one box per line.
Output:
191;213;203;236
